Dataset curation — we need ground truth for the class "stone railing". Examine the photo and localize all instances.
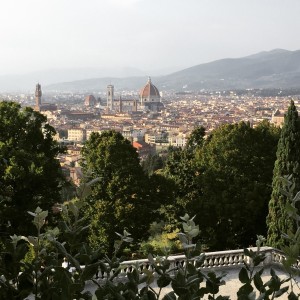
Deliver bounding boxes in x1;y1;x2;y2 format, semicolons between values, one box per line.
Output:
88;247;298;280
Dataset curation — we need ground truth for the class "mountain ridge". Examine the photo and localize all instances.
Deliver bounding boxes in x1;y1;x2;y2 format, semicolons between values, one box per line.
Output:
2;49;300;92
44;49;300;92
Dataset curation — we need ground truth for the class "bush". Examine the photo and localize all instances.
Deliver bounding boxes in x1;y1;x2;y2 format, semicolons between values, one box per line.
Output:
1;179;300;299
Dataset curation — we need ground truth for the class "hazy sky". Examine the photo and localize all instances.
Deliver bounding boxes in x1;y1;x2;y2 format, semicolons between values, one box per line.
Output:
1;0;300;76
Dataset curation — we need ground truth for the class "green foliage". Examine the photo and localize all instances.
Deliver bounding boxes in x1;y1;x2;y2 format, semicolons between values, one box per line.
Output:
163;145;201;215
142;153;165;176
275;176;300;289
0;180;105;299
0;101;66;239
1;102;300;299
151;145;195;235
196;121;280;250
162;122;279;251
140;221;181;256
81;130;160;254
235;236;296;300
139;214;230;300
267;100;300;248
1;192;299;300
185;126;205;152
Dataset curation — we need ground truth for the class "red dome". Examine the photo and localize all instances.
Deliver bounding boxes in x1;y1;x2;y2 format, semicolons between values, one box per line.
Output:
139;77;160;98
84;94;97;106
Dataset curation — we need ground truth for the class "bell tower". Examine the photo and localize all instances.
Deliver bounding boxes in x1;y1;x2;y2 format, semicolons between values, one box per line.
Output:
107;84;114;111
35;83;42;111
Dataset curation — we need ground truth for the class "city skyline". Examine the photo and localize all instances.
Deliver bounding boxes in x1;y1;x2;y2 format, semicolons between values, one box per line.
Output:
1;0;300;77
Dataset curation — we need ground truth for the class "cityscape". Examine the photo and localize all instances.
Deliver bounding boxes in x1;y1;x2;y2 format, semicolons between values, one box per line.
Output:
0;77;293;185
2;1;300;298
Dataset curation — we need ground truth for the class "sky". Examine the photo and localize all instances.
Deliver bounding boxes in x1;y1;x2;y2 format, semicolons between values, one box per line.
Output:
1;0;300;76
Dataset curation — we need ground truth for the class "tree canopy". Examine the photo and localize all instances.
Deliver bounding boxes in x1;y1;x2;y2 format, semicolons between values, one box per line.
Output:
267;100;300;248
81;130;159;253
185;126;205;152
0;101;65;238
141;153;164;176
192;121;279;250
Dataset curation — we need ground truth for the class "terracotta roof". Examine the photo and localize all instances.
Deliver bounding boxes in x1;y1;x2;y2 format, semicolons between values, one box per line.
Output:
139;77;160;98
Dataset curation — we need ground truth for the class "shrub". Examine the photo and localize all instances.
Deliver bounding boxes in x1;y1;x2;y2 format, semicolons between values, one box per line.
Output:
1;178;300;299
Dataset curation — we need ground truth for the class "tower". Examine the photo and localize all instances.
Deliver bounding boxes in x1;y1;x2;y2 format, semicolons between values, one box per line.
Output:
133;100;137;112
107;84;114;111
119;95;122;113
35;83;42;111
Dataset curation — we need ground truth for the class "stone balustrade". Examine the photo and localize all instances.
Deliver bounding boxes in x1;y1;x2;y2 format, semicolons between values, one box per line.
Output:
88;246;298;281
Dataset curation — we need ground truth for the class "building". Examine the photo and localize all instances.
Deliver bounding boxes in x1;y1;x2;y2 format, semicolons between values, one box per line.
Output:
86;128;102;140
106;77;164;113
271;109;285;127
132;141;154;159
67;128;86;142
139;77;163;112
35;83;42;111
84;95;97;107
34;83;57;112
63;111;97;121
168;133;188;147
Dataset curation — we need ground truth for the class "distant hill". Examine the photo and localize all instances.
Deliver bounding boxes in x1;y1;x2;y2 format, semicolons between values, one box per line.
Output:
43;49;300;92
0;67;147;92
0;66;181;93
157;49;300;91
44;76;149;93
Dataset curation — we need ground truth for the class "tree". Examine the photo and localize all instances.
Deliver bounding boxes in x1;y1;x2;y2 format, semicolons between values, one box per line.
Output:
196;121;280;250
267;100;300;248
81;130;157;253
160;128;206;239
185;126;205;152
141;153;164;176
0;101;65;239
164;147;200;209
163;127;206;208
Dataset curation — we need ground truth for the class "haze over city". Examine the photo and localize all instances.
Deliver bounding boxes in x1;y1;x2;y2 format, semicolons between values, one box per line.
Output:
1;0;300;80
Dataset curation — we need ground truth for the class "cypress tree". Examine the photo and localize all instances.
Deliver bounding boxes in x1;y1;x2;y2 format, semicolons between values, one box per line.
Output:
267;100;300;248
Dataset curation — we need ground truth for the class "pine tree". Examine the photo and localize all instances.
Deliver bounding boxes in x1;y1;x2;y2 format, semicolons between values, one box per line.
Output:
267;100;300;248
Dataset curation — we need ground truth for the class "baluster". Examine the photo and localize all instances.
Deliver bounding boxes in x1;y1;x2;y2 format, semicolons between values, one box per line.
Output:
214;258;219;267
224;256;229;265
279;255;284;263
232;255;237;265
119;267;125;276
239;254;244;264
219;257;224;266
234;255;239;265
203;258;209;268
274;253;279;263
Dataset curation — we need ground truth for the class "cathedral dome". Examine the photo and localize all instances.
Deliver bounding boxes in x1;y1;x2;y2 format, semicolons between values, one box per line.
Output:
84;95;97;107
139;77;160;99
